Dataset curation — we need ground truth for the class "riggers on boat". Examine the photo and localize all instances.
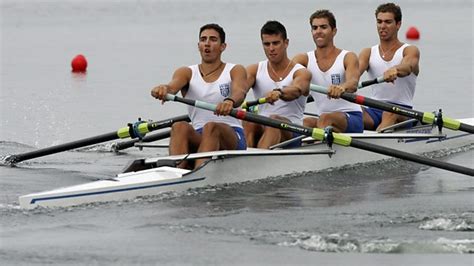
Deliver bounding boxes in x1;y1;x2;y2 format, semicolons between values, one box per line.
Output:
19;119;474;209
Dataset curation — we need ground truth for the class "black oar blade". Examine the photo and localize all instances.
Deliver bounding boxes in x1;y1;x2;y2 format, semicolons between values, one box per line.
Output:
4;132;120;165
350;139;474;176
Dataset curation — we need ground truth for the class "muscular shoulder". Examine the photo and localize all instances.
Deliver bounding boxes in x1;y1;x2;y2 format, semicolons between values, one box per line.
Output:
174;66;192;77
246;63;259;77
230;63;246;74
359;47;371;58
292;53;309;67
403;45;420;57
343;51;358;66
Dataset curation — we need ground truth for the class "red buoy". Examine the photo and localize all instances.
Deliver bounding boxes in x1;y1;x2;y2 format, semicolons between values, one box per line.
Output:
406;26;420;40
71;54;88;72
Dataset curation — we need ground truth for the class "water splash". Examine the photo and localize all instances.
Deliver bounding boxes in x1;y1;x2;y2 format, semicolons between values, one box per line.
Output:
419;217;473;231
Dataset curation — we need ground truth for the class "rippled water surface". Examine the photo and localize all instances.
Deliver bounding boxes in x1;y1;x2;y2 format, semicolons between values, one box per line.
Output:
1;0;473;265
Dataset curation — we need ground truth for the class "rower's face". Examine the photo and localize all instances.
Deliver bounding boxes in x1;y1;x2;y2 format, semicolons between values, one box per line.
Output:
261;33;288;63
198;29;226;62
311;17;336;48
376;12;400;41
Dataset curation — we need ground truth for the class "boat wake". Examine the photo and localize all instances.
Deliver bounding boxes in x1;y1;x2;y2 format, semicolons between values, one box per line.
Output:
133;222;474;254
278;233;474;253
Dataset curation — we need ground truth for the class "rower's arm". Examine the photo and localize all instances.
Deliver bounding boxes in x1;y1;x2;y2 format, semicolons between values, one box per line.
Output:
342;52;360;93
151;66;191;102
228;64;249;107
396;45;420;77
358;48;371;77
245;63;258;92
279;68;311;101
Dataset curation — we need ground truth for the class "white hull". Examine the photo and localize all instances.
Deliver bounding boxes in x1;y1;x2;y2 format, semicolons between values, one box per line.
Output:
19;120;474;209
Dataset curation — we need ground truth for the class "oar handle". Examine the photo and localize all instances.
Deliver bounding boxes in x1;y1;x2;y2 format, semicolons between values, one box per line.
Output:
358;76;385;89
241;98;267;109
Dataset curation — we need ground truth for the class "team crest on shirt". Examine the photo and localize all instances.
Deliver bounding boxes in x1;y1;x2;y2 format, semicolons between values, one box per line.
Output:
219;83;230;97
331;74;341;85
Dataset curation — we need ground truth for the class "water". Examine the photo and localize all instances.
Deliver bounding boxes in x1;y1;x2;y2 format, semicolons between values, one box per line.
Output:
1;0;473;265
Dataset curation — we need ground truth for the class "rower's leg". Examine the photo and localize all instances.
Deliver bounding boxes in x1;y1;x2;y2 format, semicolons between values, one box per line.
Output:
169;122;201;169
243;120;264;148
257;115;293;149
362;109;376;130
195;122;238;169
303;117;319;128
317;112;347;133
377;112;408;132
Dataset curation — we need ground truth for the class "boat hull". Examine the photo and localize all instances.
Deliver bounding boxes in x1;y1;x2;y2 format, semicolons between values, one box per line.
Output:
19;122;474;209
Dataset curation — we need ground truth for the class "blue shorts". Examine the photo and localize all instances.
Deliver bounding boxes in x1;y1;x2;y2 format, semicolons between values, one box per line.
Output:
196;126;247;150
345;111;364;133
364;102;412;129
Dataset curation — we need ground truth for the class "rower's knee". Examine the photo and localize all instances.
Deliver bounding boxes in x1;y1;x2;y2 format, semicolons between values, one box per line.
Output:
201;122;220;137
171;121;193;136
303;117;318;128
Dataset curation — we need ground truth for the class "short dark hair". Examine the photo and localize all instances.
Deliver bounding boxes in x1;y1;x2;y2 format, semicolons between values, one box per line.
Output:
309;9;336;29
260;20;287;40
199;23;226;43
375;3;402;23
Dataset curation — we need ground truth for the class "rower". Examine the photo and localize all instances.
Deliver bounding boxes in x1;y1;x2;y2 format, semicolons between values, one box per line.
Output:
358;2;420;132
243;20;311;149
293;9;363;134
151;23;248;169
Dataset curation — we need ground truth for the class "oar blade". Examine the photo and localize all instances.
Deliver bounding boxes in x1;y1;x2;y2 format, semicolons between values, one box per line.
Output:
4;115;189;164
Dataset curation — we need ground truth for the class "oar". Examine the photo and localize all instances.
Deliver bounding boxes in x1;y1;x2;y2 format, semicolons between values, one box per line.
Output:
310;84;474;134
358;76;385;89
111;128;171;151
165;94;474;176
4;115;189;164
242;77;385;109
241;98;267;109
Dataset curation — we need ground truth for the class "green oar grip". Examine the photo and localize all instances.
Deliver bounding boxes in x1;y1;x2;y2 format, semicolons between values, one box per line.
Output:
442;117;461;130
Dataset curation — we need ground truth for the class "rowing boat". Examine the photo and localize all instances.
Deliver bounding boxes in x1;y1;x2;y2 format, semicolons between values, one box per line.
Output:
19;118;474;209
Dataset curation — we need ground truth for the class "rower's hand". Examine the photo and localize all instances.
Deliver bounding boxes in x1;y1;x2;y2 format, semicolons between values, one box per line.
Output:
151;85;169;104
383;68;398;83
327;85;345;99
215;99;234;116
265;90;281;104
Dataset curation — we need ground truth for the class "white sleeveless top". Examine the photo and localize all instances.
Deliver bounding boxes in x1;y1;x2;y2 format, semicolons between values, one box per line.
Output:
307;50;362;114
185;63;243;129
367;43;417;106
252;60;307;125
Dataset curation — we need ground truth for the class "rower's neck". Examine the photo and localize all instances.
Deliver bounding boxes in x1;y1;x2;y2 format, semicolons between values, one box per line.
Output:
315;45;339;59
270;57;291;70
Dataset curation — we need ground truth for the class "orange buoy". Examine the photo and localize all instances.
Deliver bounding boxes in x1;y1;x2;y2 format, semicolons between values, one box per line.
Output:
406;26;420;40
71;54;88;72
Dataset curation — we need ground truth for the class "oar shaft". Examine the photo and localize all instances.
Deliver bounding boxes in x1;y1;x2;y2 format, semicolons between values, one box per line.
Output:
6;132;120;163
5;115;189;164
166;94;474;176
350;139;474;176
310;84;474;134
241;98;267;109
358;76;384;88
112;129;171;151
